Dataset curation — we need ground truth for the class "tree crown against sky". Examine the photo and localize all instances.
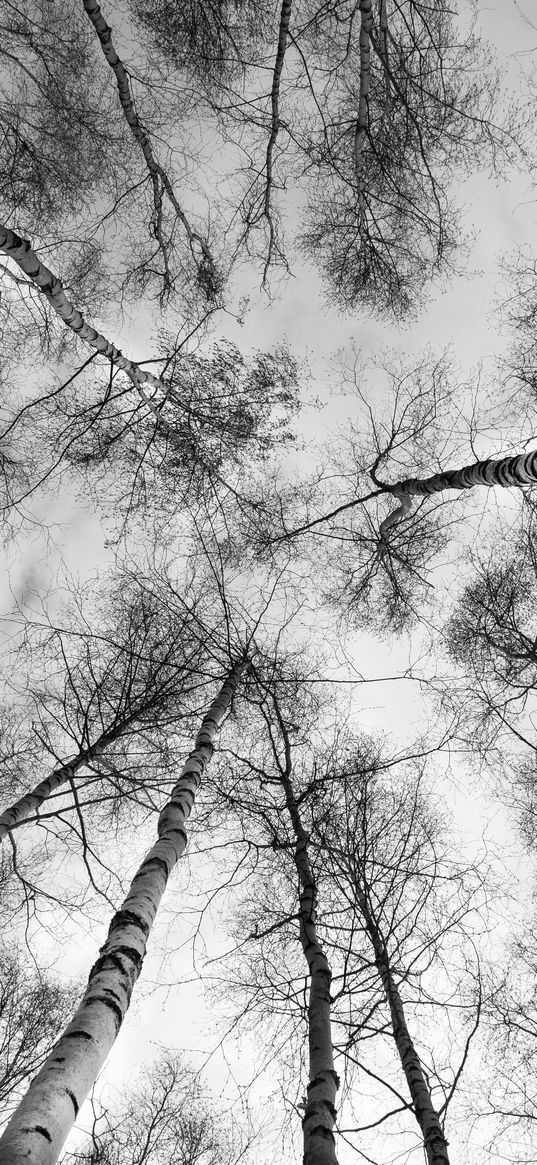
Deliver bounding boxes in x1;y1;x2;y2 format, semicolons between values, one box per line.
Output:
2;2;537;1164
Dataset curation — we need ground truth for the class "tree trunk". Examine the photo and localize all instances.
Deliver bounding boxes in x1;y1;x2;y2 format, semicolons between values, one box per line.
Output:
381;448;537;534
357;887;450;1165
82;0;216;289
278;749;339;1165
0;661;243;1165
0;718;135;843
0;226;171;428
354;0;373;214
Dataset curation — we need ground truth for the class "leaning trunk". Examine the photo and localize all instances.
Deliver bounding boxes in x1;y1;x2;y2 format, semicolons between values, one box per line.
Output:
357;888;450;1165
0;661;243;1165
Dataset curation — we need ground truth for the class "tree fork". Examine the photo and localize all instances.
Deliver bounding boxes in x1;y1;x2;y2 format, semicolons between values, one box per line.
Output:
0;660;244;1165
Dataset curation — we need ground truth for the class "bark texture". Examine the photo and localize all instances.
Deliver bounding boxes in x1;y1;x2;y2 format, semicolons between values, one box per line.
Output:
0;662;243;1165
380;447;537;535
357;887;450;1165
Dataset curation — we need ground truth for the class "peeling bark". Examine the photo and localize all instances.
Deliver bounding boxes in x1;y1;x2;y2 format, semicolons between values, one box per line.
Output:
0;661;243;1165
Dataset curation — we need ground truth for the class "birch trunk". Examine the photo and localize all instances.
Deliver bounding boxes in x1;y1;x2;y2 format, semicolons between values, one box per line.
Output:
0;661;243;1165
357;887;450;1165
0;717;134;843
0;226;173;429
278;755;339;1165
380;447;537;535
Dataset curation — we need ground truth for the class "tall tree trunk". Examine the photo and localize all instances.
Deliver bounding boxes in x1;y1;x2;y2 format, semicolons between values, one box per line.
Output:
273;707;339;1165
381;448;537;535
356;886;450;1165
0;661;243;1165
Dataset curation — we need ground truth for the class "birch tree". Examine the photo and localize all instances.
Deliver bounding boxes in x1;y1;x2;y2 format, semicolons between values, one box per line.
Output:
133;0;521;312
61;1051;247;1165
0;952;74;1128
0;658;244;1165
269;390;537;633
197;657;484;1163
0;225;299;530
0;572;208;850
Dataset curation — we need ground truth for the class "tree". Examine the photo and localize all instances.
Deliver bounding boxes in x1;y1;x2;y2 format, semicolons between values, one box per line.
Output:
1;3;536;1164
61;1051;247;1165
133;0;521;313
0;570;209;847
0;659;244;1165
0;950;74;1128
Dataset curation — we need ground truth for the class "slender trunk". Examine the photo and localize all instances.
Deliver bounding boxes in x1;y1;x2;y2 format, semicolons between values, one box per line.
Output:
276;736;339;1165
356;887;450;1165
380;447;537;535
264;0;292;210
0;226;172;429
0;661;243;1165
0;716;136;843
354;0;374;226
82;0;216;292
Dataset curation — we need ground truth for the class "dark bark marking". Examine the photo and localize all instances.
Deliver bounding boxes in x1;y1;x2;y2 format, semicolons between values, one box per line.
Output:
137;856;169;877
64;1030;93;1041
66;1088;79;1116
90;946;141;980
307;1070;339;1090
21;1126;52;1142
86;994;123;1030
108;908;149;937
302;1123;336;1142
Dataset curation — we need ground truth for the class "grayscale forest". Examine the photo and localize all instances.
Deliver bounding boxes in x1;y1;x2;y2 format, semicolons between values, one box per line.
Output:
1;2;537;1163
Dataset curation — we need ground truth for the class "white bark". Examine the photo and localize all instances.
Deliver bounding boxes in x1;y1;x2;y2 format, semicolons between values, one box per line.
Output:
0;225;174;431
0;713;136;843
82;0;216;289
380;447;537;535
0;661;243;1165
